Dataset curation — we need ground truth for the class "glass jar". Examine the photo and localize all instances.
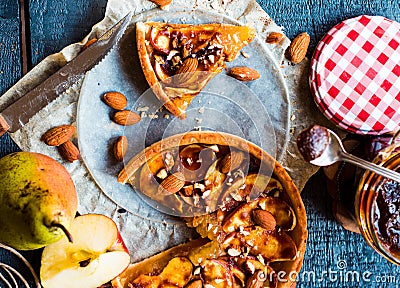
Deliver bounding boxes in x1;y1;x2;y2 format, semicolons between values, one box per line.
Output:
355;135;400;265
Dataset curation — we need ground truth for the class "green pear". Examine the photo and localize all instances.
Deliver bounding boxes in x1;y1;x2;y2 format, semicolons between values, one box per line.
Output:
0;152;78;250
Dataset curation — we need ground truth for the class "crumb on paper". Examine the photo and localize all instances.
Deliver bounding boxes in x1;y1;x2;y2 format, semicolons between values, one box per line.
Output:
241;51;250;58
149;113;159;119
163;114;170;119
290;114;296;121
140;112;147;118
194;126;202;131
195;118;202;124
160;4;170;11
137;106;149;112
198;107;205;114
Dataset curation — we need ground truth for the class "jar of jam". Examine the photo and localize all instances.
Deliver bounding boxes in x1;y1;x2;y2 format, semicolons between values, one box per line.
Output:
355;133;400;264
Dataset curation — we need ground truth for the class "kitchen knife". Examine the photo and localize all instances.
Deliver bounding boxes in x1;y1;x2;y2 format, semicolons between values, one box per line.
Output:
0;12;132;137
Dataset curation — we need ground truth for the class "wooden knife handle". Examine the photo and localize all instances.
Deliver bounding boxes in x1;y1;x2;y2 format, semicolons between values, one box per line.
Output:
0;114;10;137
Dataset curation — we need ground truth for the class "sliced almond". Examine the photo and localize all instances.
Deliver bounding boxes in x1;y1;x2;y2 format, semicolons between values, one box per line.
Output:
175;58;198;86
266;32;283;44
219;151;244;174
229;67;260;81
42;125;76;146
57;140;80;162
158;172;185;195
113;136;128;162
287;32;310;64
113;110;141;126
103;92;128;110
252;210;276;231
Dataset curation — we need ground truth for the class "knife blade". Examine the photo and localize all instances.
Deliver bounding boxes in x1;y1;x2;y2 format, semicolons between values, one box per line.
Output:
0;12;132;136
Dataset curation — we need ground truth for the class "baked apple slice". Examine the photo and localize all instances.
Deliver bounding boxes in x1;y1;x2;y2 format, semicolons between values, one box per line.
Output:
234;226;297;262
201;259;234;288
132;257;193;287
222;195;296;233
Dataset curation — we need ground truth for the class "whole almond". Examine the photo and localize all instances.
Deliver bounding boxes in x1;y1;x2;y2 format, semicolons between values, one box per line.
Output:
252;210;276;231
229;67;260;81
58;140;80;162
287;32;310;64
113;110;141;126
266;32;284;44
113;136;128;162
246;270;266;288
175;58;198;85
150;0;172;6
219;151;244;174
158;172;185;195
103;92;128;110
43;125;76;146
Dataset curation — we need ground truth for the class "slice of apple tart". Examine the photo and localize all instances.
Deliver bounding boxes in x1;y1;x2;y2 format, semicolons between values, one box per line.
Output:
115;132;307;288
136;22;256;119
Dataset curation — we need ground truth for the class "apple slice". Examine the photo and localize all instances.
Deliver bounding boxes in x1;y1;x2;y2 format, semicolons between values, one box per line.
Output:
221;196;296;233
132;257;193;287
240;226;297;262
40;214;130;288
201;259;234;288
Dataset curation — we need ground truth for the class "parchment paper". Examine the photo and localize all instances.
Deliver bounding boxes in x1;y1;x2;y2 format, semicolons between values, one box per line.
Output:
0;0;336;261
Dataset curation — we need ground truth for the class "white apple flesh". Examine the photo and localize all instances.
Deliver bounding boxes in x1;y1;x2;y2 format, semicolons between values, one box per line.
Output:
40;214;130;288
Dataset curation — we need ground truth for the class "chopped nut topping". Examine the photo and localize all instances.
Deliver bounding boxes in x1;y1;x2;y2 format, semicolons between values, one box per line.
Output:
156;169;168;179
245;261;256;274
202;190;211;198
194;183;206;191
228;248;241;256
257;254;265;265
164;152;175;171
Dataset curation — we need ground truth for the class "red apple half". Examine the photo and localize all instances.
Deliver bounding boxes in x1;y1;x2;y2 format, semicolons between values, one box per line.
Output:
40;214;130;288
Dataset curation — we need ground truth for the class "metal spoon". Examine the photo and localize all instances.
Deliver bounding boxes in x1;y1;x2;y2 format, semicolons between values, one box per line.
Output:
310;129;400;183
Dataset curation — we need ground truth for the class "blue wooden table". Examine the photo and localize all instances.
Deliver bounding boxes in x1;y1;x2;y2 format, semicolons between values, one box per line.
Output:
1;1;400;287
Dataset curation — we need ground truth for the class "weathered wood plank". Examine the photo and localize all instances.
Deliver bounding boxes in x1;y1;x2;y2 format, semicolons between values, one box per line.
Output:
0;0;21;156
0;0;22;95
260;0;400;57
29;0;108;65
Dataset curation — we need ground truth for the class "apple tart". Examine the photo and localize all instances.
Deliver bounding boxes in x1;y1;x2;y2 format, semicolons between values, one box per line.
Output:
136;22;256;119
115;132;307;288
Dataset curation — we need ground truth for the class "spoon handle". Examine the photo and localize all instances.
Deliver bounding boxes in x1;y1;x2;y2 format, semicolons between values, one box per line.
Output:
341;152;400;183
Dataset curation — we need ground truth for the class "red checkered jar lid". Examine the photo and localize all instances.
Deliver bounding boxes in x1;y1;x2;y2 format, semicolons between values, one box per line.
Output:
310;15;400;135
